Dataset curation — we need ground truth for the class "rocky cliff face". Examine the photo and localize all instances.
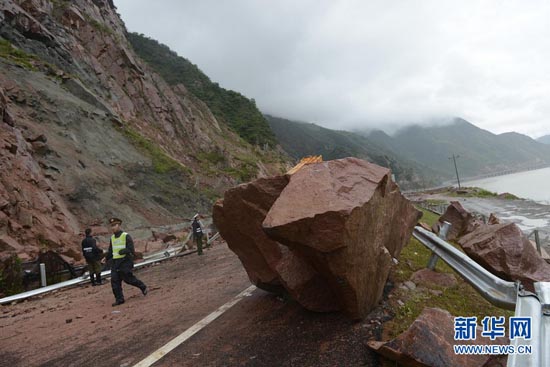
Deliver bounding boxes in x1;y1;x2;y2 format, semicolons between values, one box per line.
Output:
0;0;287;264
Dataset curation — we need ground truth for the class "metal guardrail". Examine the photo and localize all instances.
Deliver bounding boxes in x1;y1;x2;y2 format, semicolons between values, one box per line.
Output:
413;226;550;367
0;232;221;305
527;229;550;258
413;226;518;310
0;254;170;305
507;282;550;367
534;283;550;366
1;229;222;305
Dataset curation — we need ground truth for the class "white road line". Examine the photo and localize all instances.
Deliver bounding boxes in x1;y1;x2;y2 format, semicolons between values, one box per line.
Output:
133;285;257;367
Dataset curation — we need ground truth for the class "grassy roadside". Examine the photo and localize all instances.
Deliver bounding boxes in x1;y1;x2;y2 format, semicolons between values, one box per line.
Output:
430;186;520;200
383;207;513;340
0;38;37;70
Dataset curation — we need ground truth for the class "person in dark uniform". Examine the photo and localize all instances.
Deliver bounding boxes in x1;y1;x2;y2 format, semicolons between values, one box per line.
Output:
106;217;147;306
81;228;103;286
192;214;204;255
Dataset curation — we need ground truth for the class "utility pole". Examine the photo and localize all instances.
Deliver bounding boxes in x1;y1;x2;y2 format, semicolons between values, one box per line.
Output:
449;154;461;189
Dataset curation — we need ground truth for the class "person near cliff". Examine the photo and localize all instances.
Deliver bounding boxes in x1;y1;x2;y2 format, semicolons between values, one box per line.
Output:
192;214;204;255
81;228;104;286
105;217;147;306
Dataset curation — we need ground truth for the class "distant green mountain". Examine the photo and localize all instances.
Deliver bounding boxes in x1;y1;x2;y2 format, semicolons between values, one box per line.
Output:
265;115;441;189
269;114;550;187
364;118;550;179
537;135;550;144
127;33;276;147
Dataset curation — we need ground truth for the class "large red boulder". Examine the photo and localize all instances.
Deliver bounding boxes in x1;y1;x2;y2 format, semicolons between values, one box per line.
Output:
213;176;289;292
213;175;339;311
458;222;550;290
263;158;421;318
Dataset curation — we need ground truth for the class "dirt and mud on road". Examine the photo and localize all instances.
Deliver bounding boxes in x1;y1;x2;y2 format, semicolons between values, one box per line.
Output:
0;245;250;367
0;243;388;367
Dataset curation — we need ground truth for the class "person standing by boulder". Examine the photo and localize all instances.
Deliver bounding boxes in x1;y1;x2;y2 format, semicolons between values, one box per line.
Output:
192;214;204;255
81;228;103;286
106;217;147;306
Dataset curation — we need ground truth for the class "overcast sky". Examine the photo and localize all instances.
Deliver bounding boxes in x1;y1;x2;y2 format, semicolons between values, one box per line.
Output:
115;0;550;138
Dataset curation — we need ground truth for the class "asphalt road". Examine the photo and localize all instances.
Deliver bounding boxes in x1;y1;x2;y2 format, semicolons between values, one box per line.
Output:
154;289;383;367
0;244;385;367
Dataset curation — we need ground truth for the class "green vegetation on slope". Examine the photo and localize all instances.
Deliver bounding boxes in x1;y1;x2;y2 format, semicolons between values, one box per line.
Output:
118;124;190;175
0;255;23;296
0;38;37;70
197;149;258;182
385;208;513;338
117;124;214;213
127;33;276;147
436;187;520;200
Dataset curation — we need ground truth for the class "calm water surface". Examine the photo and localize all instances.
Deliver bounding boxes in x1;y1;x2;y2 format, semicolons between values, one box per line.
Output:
462;167;550;205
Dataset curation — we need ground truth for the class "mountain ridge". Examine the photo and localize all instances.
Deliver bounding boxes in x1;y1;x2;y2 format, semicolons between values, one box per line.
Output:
265;114;441;189
268;114;550;185
366;118;550;179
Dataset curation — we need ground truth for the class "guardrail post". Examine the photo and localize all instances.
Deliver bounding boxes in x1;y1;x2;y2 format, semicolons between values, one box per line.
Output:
427;252;438;270
534;230;541;255
427;221;451;270
40;263;47;287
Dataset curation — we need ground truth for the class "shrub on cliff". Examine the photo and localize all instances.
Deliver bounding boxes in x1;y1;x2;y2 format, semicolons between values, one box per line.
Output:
0;254;23;296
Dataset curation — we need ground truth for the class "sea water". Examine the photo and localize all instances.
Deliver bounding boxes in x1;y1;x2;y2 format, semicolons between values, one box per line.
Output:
462;167;550;205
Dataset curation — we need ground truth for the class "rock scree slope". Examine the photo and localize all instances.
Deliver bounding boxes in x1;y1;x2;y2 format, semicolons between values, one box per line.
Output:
0;0;287;265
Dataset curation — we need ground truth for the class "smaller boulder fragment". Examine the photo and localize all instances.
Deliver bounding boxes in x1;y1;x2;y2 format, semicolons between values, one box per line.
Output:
458;222;550;290
432;201;482;240
368;308;508;367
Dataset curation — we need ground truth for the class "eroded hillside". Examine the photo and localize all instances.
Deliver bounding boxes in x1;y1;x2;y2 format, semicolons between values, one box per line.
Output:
0;0;288;263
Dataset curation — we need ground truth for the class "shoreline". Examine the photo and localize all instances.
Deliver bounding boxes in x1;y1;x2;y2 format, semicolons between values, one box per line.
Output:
456;163;550;185
407;190;550;252
409;165;550;203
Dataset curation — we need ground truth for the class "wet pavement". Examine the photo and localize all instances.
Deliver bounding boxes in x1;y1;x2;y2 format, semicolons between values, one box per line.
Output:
155;290;383;367
0;243;386;367
0;244;252;367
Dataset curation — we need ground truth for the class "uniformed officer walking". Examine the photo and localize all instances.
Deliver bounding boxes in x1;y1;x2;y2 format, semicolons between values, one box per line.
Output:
81;228;103;286
105;217;147;306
